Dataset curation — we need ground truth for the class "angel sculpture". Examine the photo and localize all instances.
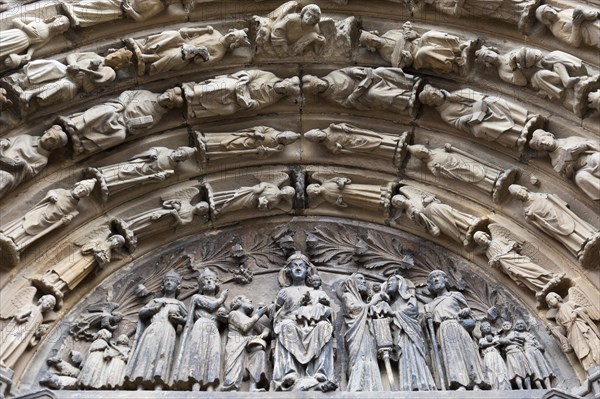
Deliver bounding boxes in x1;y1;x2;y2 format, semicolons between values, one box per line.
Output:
474;224;567;300
0;179;96;266
359;23;474;75
408;144;517;203
87;146;197;203
31;225;127;304
391;185;487;246
0;287;56;369
60;0;167;28
126;27;250;75
121;186;209;236
196;127;300;164
535;5;600;49
303;123;403;165
546;287;600;372
210;172;295;216
306;173;394;214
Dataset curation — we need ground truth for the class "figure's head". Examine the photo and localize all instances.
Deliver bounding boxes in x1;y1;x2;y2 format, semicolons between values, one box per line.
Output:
277;131;301;145
475;46;500;66
426;270;448;293
193;201;210;216
159;87;184;109
473;231;491;246
108;234;126;249
96;329;112;341
302;75;329;95
162;269;182;295
225;28;251;49
545;292;562;308
353;273;369;295
231;295;254;314
200;268;219;294
588;90;600;112
502;321;512;332
386;275;400;294
284;251;313;284
306;183;323;197
279;186;296;201
536;5;558;25
40;125;68;151
359;31;383;52
104;48;133;69
529;129;557;151
303;128;327;143
480;321;492;335
390;194;409;210
72;179;96;199
301;4;321;26
514;319;527;332
116;334;130;346
50;16;70;34
307;273;322;289
171;146;196;162
407;144;431;160
38;295;56;312
418;85;445;107
508;184;530;201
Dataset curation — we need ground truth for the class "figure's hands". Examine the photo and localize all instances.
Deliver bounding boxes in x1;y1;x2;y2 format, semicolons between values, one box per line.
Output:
0;139;9;149
458;308;471;318
221;288;230;300
61;214;75;224
168;311;185;325
49;193;59;203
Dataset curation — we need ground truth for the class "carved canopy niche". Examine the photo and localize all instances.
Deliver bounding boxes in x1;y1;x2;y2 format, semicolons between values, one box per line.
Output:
0;0;598;397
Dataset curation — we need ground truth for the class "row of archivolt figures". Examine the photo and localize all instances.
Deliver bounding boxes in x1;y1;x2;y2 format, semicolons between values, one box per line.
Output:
1;66;599;199
1;1;600;120
32;258;599;394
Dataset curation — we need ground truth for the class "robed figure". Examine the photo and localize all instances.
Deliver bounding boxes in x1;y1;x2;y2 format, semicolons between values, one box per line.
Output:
272;252;336;391
124;271;187;389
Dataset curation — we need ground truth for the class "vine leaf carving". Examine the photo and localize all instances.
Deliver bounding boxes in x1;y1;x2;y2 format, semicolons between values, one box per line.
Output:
306;225;359;266
355;231;414;270
193;238;238;273
243;232;286;269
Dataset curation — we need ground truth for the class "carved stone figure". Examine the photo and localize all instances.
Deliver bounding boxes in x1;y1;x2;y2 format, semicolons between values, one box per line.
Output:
60;88;184;154
508;184;600;268
359;23;473;74
199;127;300;164
424;270;484;390
499;320;533;389
212;173;295;216
105;334;130;389
385;275;437;391
408;144;517;203
122;187;209;235
529;129;600;201
0;126;68;199
302;67;420;115
521;323;553;389
392;186;486;246
479;321;511;390
304;123;404;165
0;16;70;68
418;85;542;151
272;252;336;391
475;46;598;116
88;146;196;202
124;270;187;389
60;0;169;27
535;5;600;49
41;352;82;389
0;291;56;369
546;289;600;371
338;274;384;391
221;295;270;392
6;50;131;113
307;173;393;212
126;27;250;76
416;0;539;33
174;268;228;391
184;70;300;119
31;226;126;302
473;224;566;297
0;179;96;266
77;328;112;389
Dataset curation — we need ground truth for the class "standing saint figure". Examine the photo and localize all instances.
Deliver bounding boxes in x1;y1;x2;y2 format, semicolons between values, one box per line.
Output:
0;125;69;199
424;270;485;390
174;268;228;391
338;274;384;391
124;270;187;390
77;329;113;389
521;324;553;389
221;295;270;392
499;320;533;389
546;291;600;372
105;335;130;389
385;275;437;391
478;321;511;390
272;252;336;391
0;294;56;369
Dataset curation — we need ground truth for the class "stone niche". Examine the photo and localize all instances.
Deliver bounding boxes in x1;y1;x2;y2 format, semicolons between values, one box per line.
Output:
20;219;580;397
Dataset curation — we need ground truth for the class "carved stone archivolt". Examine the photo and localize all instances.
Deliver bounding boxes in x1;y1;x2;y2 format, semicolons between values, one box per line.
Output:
1;0;599;397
